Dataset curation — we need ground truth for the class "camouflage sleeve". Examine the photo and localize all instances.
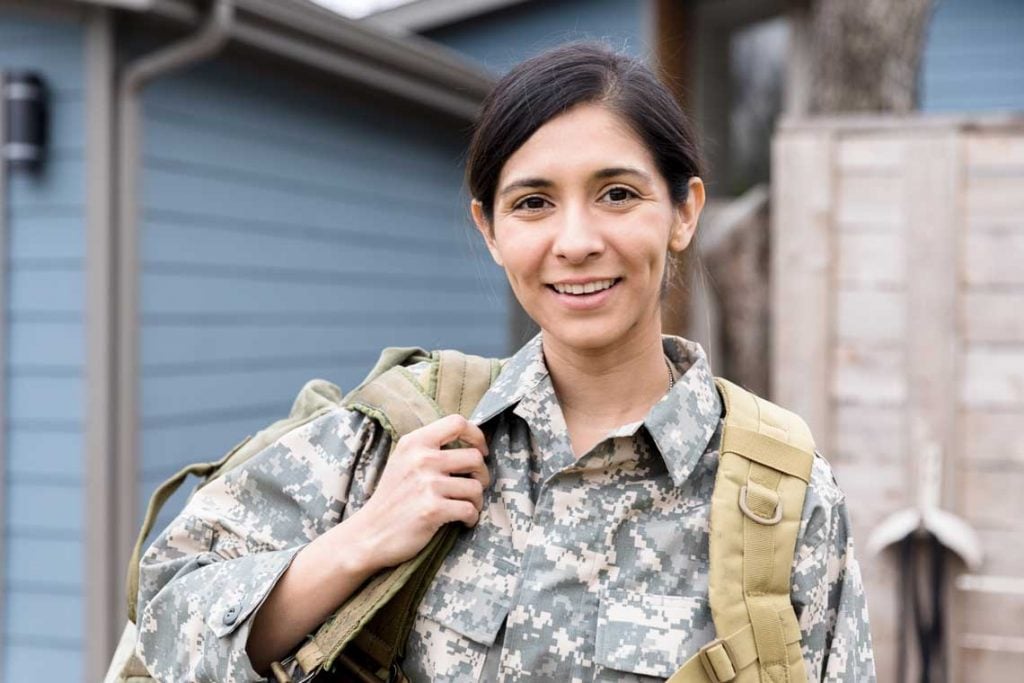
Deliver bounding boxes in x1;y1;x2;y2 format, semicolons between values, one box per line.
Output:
135;406;385;682
792;455;877;682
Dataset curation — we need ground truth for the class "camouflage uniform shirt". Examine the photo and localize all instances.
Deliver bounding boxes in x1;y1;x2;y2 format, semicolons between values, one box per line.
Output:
136;334;876;681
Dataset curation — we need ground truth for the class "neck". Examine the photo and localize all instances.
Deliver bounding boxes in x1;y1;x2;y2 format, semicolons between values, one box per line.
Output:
543;325;671;429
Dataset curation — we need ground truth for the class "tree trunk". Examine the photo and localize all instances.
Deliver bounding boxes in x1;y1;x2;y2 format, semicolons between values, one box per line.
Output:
808;0;934;113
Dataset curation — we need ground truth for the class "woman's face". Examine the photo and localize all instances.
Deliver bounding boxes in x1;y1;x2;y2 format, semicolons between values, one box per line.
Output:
473;103;704;354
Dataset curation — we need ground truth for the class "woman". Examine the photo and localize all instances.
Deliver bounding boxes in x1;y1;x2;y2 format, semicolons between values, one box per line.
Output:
135;44;874;682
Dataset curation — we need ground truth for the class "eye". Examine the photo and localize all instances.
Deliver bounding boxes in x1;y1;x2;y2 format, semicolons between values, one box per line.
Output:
601;186;639;204
512;195;552;212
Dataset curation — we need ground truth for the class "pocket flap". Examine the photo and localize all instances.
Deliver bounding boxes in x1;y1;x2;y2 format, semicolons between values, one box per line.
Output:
594;588;715;678
416;541;517;646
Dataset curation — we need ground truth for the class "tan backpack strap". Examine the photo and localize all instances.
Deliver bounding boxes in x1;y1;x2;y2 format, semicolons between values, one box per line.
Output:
672;377;814;683
435;350;497;418
344;366;444;440
294;351;501;679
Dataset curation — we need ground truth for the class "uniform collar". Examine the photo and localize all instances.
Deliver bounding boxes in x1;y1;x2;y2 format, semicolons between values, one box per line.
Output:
469;333;722;488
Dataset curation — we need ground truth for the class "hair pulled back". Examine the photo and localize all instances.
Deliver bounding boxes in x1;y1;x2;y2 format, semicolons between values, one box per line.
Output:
466;42;704;223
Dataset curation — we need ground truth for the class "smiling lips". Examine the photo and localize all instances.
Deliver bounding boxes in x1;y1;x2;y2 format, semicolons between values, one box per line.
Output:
546;278;621;310
549;278;619;295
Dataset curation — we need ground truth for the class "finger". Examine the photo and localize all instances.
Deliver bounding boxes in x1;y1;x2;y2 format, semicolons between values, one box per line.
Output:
412;414;488;455
437;448;490;486
435;476;485;511
445;499;481;528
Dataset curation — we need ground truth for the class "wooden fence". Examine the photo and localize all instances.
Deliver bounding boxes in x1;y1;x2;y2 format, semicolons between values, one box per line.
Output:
772;115;1024;681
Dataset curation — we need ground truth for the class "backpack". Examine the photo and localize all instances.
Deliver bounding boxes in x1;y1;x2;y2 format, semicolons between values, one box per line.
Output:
104;350;815;683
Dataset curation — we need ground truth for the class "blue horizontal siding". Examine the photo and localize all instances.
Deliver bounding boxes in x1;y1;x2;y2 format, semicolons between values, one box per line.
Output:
7;480;82;534
8;321;84;367
8;213;83;260
140;271;495;313
7;157;84;211
142;220;474;275
7;376;84;424
424;0;650;73
9;267;83;311
4;591;81;643
4;642;81;682
135;52;509;539
140;323;505;366
7;432;83;480
141;166;465;236
921;0;1024;112
143;207;470;257
6;536;81;589
0;8;86;680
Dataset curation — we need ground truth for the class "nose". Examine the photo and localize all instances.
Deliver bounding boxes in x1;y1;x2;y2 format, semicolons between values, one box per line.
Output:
551;204;604;264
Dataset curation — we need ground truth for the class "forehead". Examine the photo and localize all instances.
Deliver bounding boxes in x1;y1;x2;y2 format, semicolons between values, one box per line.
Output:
497;103;657;186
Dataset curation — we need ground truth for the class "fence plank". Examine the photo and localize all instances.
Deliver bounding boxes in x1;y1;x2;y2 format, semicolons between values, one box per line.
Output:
836;136;905;172
967;133;1024;169
904;132;961;513
964;292;1024;342
966;176;1024;230
965;232;1024;286
961;410;1024;465
832;343;905;406
836;290;905;343
771;130;834;447
835;174;903;230
961;347;1024;408
837;232;905;286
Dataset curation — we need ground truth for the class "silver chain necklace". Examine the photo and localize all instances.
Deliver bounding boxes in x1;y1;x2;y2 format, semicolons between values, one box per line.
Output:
664;354;675;390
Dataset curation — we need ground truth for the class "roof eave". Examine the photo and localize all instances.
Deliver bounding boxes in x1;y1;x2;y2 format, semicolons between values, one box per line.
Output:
79;0;496;120
364;0;532;34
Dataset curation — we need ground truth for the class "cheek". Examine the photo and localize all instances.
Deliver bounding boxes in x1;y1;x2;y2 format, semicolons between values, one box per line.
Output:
494;232;546;281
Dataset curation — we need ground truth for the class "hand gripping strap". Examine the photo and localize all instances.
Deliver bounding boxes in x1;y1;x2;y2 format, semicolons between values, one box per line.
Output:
292;350;500;681
672;378;814;683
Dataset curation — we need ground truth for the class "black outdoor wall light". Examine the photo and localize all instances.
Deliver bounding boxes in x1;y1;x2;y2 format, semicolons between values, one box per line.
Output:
2;71;48;173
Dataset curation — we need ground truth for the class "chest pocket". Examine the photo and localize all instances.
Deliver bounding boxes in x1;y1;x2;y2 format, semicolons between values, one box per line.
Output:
403;538;518;682
594;588;715;680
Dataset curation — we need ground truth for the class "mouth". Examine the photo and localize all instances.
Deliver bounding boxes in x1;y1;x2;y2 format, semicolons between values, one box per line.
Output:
546;278;621;296
545;278;622;310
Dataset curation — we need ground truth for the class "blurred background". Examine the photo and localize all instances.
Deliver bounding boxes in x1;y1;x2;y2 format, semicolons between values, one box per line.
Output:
0;0;1021;680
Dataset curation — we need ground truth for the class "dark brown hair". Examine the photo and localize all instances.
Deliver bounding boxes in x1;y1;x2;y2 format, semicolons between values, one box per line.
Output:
466;42;704;223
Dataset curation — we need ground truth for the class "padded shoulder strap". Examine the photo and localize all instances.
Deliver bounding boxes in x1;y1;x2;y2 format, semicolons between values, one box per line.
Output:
435;349;501;419
293;350;501;679
670;377;815;683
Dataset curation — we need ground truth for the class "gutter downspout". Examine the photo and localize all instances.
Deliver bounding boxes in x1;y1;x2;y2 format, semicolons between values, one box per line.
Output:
0;70;8;683
110;0;233;659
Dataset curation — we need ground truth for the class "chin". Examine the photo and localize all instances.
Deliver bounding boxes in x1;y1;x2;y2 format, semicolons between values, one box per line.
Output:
539;317;630;352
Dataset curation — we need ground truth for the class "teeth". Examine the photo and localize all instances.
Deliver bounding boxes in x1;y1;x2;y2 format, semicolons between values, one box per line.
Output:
553;279;616;295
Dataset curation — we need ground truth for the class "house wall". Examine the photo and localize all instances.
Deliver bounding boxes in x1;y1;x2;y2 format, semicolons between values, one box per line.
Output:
135;55;509;534
0;7;86;681
423;0;651;72
921;0;1024;112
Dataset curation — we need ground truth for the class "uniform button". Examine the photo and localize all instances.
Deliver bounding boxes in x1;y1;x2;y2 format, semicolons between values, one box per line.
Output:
223;605;240;626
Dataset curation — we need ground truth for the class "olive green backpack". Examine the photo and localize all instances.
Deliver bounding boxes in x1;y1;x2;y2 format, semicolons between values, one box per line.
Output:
104;350;816;683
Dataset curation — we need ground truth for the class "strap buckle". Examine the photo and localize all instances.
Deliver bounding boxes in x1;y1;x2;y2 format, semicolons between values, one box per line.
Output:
738;485;782;525
698;638;738;682
271;656;318;683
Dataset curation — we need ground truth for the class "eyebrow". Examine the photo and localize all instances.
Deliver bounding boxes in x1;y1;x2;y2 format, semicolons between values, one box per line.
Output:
497;166;653;198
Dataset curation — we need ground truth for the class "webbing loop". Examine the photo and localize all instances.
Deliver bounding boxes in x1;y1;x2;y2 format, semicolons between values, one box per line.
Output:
698;638;738;682
738;485;783;525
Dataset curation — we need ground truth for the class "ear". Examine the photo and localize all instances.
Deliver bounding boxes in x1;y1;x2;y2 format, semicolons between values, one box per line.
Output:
471;199;504;267
669;177;706;253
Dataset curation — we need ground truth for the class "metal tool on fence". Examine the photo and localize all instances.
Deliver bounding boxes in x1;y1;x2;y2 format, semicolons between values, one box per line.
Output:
868;444;982;683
